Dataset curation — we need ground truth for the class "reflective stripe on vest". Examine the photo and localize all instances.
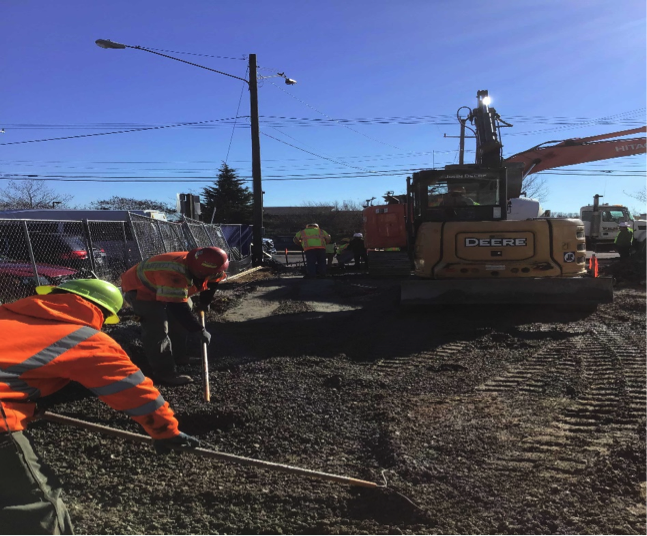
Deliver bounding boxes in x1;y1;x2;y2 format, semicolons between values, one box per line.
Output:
0;326;99;400
137;259;192;299
124;394;166;417
89;370;146;397
299;229;326;249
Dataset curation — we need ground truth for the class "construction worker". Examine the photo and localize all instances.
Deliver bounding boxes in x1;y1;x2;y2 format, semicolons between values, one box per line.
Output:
293;223;331;278
325;239;337;268
0;279;199;535
349;233;369;270
441;186;477;207
335;238;352;270
615;222;634;259
121;247;229;386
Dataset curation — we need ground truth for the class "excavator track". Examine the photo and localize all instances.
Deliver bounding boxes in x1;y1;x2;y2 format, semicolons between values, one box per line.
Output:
477;323;646;478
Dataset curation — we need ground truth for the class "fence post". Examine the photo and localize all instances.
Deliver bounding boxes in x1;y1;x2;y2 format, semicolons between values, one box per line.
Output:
121;221;131;269
183;220;198;250
203;223;216;247
127;212;144;262
21;220;40;284
155;220;168;253
82;219;97;275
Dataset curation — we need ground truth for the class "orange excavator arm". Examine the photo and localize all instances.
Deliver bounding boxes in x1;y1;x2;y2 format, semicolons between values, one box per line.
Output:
505;126;646;179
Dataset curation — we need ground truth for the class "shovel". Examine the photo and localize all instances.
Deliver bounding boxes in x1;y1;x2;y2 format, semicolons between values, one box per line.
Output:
199;309;210;402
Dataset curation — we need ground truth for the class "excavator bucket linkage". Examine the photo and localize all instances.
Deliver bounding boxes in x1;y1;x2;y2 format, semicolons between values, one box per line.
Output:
400;276;613;306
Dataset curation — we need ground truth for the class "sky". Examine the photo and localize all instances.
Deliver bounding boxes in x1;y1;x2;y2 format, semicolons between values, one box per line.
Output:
1;0;646;216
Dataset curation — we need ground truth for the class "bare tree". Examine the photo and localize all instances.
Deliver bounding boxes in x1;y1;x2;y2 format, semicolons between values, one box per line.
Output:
0;178;73;210
521;174;548;202
624;187;646;204
89;196;174;212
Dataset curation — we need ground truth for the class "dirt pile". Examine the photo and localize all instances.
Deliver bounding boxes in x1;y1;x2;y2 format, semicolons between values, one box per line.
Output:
28;269;646;534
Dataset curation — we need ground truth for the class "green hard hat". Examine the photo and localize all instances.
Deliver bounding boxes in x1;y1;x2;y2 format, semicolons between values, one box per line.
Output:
36;279;123;324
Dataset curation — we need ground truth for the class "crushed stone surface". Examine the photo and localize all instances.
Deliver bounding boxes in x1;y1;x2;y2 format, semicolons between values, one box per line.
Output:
29;267;646;534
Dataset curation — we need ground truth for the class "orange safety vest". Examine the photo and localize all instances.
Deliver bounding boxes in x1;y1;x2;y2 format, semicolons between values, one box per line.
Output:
0;294;179;439
294;228;330;251
121;252;226;302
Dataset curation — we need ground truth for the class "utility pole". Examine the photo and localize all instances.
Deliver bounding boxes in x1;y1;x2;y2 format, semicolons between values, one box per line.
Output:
249;54;263;266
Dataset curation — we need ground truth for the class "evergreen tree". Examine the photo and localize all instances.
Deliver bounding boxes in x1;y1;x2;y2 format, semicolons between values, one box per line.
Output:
202;163;253;224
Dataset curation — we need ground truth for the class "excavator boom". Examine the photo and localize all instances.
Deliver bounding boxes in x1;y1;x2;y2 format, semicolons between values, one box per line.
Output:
505;127;646;197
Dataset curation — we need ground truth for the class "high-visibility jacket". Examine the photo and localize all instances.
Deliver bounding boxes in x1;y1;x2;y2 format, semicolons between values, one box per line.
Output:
336;242;349;254
325;243;336;255
294;228;331;251
0;294;179;439
121;252;226;303
614;228;634;246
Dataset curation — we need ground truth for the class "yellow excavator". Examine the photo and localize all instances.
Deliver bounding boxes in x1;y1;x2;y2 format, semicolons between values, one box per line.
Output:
362;90;644;307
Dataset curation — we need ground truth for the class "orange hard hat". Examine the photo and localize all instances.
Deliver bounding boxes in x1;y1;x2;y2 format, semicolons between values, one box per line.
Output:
187;247;229;277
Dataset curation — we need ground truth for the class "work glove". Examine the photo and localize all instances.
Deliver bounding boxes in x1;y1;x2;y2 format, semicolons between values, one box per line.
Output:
200;328;212;346
152;432;200;455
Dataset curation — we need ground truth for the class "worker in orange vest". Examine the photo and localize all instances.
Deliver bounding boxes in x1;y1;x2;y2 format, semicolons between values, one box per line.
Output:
121;247;229;386
293;223;331;278
0;279;198;534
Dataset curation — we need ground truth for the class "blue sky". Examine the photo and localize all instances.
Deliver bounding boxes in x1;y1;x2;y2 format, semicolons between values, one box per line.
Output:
1;0;645;215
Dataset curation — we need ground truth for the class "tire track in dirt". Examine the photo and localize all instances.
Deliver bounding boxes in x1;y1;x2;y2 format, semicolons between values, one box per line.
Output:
477;324;646;478
363;340;471;373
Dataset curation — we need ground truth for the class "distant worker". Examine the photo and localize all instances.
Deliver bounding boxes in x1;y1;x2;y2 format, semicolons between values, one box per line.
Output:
325;239;337;268
293;223;331;278
440;186;477;207
349;232;369;270
614;222;634;259
0;279;199;534
121;247;229;385
335;238;352;270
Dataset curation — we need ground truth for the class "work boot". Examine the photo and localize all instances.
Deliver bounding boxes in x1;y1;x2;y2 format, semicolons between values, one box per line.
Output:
156;372;194;386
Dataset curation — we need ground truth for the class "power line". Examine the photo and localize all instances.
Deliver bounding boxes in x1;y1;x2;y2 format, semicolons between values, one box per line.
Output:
260;131;378;173
0;117;241;146
2;168;643;184
136;47;246;62
268;80;402;149
225;67;249;164
4;112;644;130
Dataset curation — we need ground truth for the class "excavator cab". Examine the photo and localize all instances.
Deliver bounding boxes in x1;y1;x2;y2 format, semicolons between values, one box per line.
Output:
409;166;507;223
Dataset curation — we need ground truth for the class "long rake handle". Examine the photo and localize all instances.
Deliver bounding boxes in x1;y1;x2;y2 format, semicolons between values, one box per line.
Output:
43;411;379;488
199;310;210;403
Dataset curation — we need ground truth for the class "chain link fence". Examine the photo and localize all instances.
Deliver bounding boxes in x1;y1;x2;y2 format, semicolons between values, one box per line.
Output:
0;214;251;304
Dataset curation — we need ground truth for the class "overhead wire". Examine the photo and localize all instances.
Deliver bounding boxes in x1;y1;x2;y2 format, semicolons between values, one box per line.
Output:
225;67;249;164
260;131;378;173
268;81;402;149
0;117;242;146
135;47;246;62
2;168;643;184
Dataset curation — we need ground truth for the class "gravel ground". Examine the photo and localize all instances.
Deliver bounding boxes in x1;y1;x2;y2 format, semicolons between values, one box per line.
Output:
28;267;646;534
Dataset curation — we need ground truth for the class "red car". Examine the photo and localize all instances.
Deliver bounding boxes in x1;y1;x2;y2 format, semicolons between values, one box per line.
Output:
0;256;78;304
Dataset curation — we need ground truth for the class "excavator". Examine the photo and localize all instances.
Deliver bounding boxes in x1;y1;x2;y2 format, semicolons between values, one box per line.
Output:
363;90;646;306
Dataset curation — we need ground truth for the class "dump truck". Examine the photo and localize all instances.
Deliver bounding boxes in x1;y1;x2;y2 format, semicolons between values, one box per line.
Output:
362;90;647;307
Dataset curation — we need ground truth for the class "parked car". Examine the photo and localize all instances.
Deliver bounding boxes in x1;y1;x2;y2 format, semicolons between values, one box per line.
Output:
0;232;106;271
0;255;78;304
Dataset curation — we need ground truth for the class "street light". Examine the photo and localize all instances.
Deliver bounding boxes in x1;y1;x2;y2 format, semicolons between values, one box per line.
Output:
94;39;294;266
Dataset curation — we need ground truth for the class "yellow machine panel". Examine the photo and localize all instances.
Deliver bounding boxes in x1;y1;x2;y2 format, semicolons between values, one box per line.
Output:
413;219;587;280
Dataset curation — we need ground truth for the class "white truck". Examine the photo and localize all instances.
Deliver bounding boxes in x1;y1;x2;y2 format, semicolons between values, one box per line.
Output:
579;196;646;251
